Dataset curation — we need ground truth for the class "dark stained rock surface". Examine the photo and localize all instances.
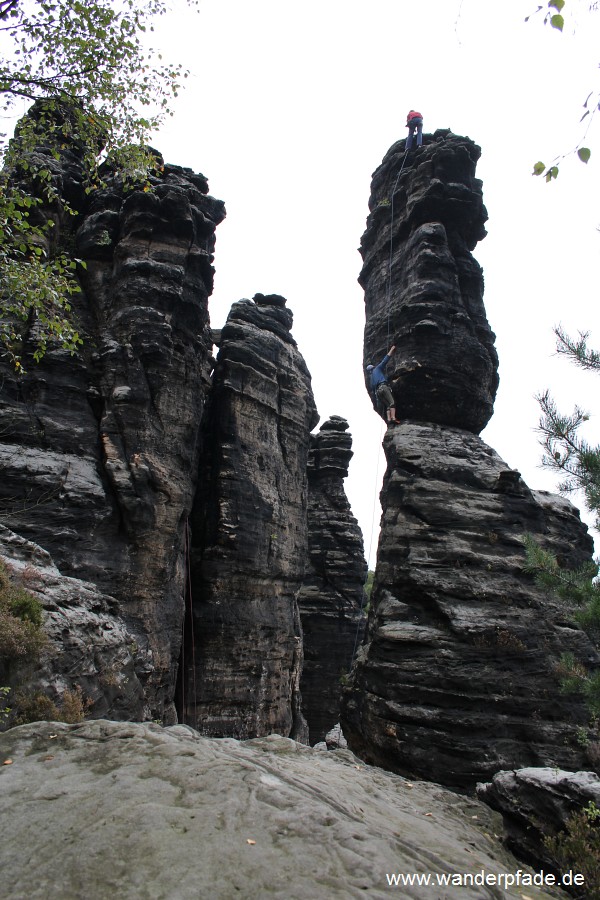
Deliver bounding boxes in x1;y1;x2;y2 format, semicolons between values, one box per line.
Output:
0;118;225;723
297;416;367;744
0;720;561;900
359;131;498;433
0;527;145;720
341;423;598;792
478;767;600;872
180;295;319;740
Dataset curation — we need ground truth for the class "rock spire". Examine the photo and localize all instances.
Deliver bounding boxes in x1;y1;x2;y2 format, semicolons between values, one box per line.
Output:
341;131;598;791
297;416;367;744
360;130;498;433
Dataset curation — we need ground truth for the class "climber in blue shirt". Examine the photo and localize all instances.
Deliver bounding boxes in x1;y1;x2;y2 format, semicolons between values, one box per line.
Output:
366;345;401;426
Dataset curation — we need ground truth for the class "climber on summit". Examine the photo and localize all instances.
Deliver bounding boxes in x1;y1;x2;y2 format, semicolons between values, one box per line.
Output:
366;345;401;426
405;109;423;150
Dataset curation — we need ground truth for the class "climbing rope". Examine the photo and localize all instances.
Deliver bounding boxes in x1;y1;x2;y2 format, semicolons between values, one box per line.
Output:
349;147;410;670
180;518;197;726
180;581;186;724
385;146;409;345
349;417;386;669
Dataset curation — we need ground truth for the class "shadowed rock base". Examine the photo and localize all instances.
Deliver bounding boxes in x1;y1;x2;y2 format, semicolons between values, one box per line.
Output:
341;423;598;791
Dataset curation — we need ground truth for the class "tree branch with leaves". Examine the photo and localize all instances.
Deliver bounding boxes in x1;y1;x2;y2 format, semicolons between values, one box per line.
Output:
535;328;600;521
528;0;597;180
0;0;198;368
526;326;600;718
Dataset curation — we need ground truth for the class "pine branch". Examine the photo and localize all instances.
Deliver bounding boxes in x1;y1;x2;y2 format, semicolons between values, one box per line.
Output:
555;325;600;371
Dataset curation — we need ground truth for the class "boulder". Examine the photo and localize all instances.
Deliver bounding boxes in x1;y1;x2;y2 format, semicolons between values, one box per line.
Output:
0;526;145;721
478;767;600;872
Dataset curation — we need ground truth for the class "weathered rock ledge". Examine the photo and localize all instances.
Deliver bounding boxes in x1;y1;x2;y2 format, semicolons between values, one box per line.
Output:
478;766;600;873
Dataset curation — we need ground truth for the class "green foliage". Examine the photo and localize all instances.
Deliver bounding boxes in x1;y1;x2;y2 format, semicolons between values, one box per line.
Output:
362;569;375;615
544;802;600;898
11;690;59;725
524;536;599;609
0;685;10;721
535;329;600;527
0;0;192;144
11;684;89;725
555;326;600;372
527;0;598;182
528;326;600;717
0;559;46;660
554;652;600;713
0;0;197;366
59;685;89;723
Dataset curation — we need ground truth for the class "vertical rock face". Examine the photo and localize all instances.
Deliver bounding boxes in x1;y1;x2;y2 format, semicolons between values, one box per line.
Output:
341;133;598;791
181;294;319;739
297;416;367;744
359;131;498;434
0;105;225;721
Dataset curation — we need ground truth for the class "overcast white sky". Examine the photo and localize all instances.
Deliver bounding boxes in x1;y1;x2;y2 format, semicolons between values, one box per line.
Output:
5;0;594;566
142;0;600;567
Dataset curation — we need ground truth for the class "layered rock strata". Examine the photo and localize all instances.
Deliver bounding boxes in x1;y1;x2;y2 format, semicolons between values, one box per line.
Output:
342;424;597;790
297;416;367;744
181;294;319;739
342;132;598;791
359;131;498;433
0;104;225;721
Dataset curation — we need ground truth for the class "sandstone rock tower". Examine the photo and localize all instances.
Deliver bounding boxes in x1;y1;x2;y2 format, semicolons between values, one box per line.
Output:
1;107;368;740
360;129;498;432
179;294;319;739
0;102;225;723
341;130;598;790
297;416;367;744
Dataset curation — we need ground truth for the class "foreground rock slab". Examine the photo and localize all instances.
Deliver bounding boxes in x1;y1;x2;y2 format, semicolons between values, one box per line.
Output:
0;720;560;900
